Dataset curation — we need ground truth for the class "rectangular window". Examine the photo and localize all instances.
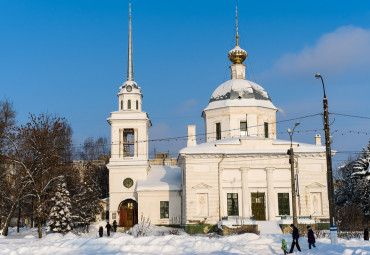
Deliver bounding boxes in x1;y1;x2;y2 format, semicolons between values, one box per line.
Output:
240;121;248;136
160;201;169;219
278;193;290;215
216;123;221;140
123;129;135;157
112;212;116;220
264;122;269;138
227;193;239;216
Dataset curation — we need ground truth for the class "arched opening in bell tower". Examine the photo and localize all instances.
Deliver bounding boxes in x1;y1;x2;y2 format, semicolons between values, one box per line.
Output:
122;128;135;157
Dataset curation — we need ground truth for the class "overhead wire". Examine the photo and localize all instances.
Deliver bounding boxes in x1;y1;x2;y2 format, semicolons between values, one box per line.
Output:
331;113;370;120
1;112;369;153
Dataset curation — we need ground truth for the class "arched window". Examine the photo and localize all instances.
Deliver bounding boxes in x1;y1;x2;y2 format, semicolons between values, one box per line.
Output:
128;100;131;110
136;100;138;110
121;100;123;110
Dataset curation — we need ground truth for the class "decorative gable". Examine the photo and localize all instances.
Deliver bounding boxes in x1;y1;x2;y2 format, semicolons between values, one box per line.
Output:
192;183;212;189
306;182;325;188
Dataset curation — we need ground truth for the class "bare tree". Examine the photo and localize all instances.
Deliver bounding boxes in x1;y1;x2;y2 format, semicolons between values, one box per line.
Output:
79;136;109;161
79;137;110;198
0;99;16;229
2;113;75;238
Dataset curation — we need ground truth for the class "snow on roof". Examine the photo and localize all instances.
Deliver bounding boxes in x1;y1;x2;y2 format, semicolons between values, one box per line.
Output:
228;45;247;55
117;80;142;96
137;165;181;192
179;137;327;155
204;79;277;111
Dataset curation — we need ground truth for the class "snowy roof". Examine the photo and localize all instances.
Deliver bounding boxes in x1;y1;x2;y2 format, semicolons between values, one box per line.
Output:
117;80;141;95
179;137;327;155
137;165;181;192
204;79;277;111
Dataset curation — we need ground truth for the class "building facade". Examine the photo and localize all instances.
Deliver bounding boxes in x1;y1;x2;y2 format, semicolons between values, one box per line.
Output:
107;5;330;228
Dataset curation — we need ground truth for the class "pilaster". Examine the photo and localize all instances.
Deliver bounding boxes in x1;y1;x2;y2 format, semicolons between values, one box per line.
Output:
240;167;250;218
265;167;275;220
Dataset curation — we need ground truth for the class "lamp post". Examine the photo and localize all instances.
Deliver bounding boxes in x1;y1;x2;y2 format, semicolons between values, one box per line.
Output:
315;73;338;245
287;121;300;227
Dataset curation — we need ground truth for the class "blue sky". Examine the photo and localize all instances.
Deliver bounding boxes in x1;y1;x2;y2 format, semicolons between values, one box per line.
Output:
1;0;369;165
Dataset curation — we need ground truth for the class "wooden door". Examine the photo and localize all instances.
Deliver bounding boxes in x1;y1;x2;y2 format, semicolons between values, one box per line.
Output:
119;199;138;227
119;209;126;226
126;209;133;227
251;192;266;220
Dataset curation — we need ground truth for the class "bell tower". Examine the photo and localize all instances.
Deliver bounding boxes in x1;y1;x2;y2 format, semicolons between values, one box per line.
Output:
108;3;151;164
107;3;151;224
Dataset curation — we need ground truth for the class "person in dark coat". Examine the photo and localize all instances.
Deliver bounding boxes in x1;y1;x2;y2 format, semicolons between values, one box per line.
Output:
105;222;112;236
365;228;369;241
98;226;103;237
113;220;117;232
307;225;316;249
289;224;301;253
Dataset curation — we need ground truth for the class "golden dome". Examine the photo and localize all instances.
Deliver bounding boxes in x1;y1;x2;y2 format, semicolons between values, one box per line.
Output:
228;43;247;64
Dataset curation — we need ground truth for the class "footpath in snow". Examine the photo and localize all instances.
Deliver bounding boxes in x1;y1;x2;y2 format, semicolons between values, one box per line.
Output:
0;223;369;255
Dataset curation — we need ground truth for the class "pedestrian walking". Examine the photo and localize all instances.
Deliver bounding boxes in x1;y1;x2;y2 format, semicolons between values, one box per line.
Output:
105;222;112;236
289;224;301;253
113;220;118;232
307;225;316;249
281;238;288;255
365;228;369;241
98;226;103;237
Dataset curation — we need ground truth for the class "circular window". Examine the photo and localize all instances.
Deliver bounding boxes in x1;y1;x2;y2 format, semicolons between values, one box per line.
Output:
123;178;134;188
126;85;132;92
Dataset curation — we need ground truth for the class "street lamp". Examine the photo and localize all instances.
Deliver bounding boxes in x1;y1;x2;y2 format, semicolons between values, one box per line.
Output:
287;121;300;227
315;73;338;245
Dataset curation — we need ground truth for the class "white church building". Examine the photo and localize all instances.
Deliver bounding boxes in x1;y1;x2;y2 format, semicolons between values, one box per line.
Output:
107;5;330;229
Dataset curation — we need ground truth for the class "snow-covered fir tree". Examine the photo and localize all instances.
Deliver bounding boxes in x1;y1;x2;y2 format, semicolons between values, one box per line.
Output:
72;168;103;232
336;140;370;220
47;182;74;234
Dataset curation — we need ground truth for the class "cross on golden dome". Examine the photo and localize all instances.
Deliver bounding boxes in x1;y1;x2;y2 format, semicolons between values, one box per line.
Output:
228;6;247;64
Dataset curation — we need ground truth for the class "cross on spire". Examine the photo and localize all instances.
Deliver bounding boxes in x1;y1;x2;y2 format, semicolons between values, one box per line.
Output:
236;6;239;46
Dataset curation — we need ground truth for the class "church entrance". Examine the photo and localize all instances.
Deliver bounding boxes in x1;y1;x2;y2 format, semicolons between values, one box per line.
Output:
119;199;138;227
251;192;266;220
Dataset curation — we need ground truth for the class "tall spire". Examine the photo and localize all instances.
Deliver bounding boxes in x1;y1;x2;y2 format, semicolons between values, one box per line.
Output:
127;3;134;81
236;6;239;46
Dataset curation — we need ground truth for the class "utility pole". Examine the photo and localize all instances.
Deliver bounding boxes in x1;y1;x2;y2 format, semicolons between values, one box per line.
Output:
289;147;298;227
287;122;300;227
315;73;338;245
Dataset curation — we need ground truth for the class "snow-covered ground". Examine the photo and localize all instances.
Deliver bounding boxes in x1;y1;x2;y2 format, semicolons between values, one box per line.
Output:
0;223;369;255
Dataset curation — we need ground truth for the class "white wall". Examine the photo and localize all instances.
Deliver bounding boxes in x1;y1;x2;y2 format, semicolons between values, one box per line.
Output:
138;190;182;225
203;106;277;142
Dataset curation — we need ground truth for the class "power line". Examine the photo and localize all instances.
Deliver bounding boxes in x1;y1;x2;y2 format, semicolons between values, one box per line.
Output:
331;113;370;120
2;112;369;150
